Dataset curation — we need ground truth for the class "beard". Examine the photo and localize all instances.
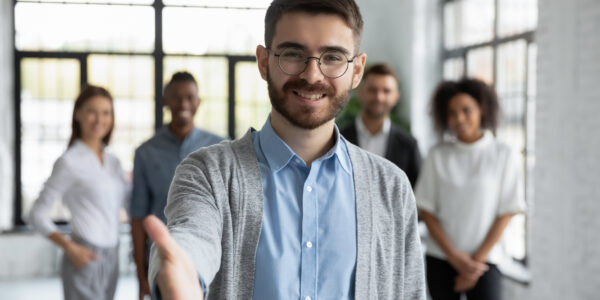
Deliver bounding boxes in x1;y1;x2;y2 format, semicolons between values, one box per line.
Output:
363;103;390;120
267;70;351;130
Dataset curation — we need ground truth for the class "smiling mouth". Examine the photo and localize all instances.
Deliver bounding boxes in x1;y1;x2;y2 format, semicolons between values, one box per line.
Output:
293;90;326;100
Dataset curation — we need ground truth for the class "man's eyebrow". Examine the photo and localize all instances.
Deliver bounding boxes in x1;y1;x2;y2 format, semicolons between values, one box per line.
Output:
275;42;306;50
275;42;352;56
318;46;351;56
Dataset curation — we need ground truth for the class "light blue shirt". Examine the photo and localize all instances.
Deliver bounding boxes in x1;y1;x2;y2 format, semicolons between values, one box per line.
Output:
130;126;224;223
251;117;357;300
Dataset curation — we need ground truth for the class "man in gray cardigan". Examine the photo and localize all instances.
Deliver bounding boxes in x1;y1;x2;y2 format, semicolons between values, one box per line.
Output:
144;0;426;299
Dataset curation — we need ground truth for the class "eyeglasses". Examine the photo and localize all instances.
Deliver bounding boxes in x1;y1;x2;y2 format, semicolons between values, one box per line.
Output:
271;48;357;79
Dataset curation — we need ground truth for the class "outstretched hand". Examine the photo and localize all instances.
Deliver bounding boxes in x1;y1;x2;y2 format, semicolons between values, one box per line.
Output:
143;215;204;300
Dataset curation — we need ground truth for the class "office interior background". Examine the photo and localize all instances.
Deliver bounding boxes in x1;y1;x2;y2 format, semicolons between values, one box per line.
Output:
0;0;598;299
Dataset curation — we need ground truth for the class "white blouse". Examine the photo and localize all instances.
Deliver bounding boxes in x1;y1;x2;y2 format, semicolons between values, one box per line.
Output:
415;131;526;265
28;140;130;247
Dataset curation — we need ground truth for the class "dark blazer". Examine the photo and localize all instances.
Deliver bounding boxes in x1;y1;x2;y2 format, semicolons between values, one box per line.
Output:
341;122;422;188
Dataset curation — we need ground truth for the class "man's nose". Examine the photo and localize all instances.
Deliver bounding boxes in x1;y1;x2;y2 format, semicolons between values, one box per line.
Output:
299;57;325;84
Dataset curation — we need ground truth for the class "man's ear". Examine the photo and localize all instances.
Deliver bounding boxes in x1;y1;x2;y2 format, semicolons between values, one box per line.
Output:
351;53;367;89
256;45;269;81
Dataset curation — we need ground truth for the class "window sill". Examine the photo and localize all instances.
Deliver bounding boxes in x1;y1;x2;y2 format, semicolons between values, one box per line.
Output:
498;258;531;285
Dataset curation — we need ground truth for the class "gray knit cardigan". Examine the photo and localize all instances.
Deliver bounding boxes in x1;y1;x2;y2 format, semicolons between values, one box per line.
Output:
149;130;426;299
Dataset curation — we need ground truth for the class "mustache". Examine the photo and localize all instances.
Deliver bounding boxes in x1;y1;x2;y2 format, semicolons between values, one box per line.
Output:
282;79;335;95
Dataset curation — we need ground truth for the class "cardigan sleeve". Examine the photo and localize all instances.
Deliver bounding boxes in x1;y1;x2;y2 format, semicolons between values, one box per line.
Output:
148;153;223;296
402;182;428;299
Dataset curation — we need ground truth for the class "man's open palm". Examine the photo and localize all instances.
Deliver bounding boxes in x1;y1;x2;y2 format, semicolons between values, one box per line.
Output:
143;215;204;300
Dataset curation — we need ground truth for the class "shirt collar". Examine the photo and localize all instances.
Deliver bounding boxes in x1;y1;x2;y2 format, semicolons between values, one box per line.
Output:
159;125;199;144
258;116;352;174
453;130;494;150
356;115;391;137
71;139;108;161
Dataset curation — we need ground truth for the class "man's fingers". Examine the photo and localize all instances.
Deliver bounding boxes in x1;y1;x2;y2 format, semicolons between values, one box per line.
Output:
143;215;177;259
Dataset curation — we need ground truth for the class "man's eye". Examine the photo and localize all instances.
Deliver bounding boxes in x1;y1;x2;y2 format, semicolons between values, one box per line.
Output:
323;53;344;63
282;51;304;59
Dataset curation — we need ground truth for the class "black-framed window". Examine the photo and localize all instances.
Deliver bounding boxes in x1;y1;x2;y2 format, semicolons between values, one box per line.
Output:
442;0;537;262
13;0;272;226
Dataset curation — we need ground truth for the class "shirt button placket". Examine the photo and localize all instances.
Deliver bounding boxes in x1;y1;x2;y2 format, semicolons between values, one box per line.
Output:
301;179;316;300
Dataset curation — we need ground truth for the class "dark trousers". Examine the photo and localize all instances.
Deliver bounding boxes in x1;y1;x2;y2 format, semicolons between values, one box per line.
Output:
426;255;502;300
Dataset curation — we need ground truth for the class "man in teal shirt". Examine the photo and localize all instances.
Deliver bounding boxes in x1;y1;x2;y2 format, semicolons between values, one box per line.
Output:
130;72;223;300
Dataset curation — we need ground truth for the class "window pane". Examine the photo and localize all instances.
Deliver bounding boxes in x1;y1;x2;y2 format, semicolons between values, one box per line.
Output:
525;44;536;202
443;57;465;80
235;62;270;138
164;57;229;138
163;7;265;55
496;40;526;130
444;0;494;49
164;0;271;8
15;3;154;52
20;58;80;221
496;40;528;261
467;46;493;85
498;0;538;37
88;55;155;172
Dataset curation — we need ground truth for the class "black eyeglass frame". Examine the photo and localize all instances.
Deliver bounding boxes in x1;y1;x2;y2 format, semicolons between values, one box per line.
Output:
269;48;357;79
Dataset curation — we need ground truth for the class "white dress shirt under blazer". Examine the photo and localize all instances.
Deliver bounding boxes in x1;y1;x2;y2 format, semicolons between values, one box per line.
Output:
355;116;391;157
28;140;130;247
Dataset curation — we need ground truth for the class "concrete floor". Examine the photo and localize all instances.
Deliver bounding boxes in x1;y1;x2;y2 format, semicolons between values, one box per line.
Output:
0;275;139;300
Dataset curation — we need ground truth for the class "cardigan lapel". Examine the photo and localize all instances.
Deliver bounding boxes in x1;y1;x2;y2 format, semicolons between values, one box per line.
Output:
229;129;264;299
346;142;374;299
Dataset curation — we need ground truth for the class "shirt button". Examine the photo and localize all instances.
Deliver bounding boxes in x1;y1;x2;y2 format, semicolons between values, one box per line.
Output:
305;297;311;300
306;241;313;248
306;185;313;192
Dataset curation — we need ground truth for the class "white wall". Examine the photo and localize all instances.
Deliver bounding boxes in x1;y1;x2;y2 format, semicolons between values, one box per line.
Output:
0;0;15;231
356;0;441;153
504;0;600;299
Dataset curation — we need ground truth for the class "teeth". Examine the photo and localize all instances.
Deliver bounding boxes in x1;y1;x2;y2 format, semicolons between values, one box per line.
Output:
297;91;325;100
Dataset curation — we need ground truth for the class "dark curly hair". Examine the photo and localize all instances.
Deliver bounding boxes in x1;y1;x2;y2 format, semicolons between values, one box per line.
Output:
430;78;500;139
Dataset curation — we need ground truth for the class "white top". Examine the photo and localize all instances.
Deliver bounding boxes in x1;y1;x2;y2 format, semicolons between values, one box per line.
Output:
28;140;130;247
415;131;526;265
355;116;391;157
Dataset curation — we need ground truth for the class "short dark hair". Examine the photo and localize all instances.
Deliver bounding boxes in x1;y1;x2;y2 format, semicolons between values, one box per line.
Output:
362;63;399;83
69;85;114;147
264;0;363;52
430;78;500;138
164;71;198;96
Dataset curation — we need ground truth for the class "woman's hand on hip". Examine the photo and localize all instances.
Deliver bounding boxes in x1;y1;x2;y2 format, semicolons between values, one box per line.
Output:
64;241;97;270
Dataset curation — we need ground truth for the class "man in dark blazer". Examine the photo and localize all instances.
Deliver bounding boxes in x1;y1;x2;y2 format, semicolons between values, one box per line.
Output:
341;63;422;187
